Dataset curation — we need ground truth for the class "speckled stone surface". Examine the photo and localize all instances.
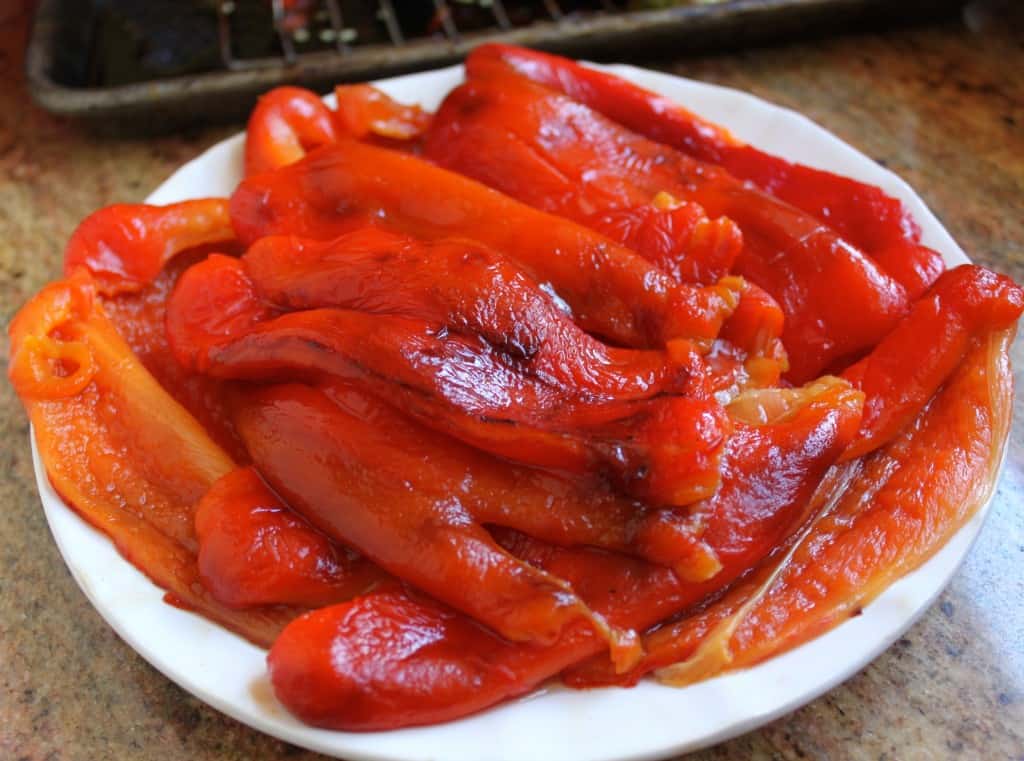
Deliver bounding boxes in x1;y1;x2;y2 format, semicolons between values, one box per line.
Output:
1;2;1023;760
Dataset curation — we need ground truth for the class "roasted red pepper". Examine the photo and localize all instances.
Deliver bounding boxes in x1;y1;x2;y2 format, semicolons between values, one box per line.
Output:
63;200;234;295
569;326;1015;686
266;377;863;729
167;253;731;505
229;138;743;350
422;68;909;382
244;86;339;176
332;83;431;144
231;381;634;655
195;466;387;608
8;271;298;647
240;228;698;400
840;264;1024;460
465;43;739;165
246;84;428;174
467;43;945;298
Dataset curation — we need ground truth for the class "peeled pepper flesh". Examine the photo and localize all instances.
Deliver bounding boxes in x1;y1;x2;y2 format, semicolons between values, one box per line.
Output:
166;251;733;506
422;68;911;382
466;43;945;301
267;376;864;729
229;137;743;350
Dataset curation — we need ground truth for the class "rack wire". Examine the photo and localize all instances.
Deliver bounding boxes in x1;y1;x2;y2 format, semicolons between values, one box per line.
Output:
26;0;967;133
214;1;622;71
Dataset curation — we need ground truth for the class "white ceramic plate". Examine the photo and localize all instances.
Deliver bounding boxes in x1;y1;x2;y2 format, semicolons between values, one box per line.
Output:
34;63;984;761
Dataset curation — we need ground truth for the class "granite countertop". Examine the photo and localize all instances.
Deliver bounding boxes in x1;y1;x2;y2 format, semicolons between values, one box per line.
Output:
1;3;1022;759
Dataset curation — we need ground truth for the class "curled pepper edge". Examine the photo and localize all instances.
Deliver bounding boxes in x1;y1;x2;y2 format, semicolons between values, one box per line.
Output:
11;269;302;647
9;269;99;400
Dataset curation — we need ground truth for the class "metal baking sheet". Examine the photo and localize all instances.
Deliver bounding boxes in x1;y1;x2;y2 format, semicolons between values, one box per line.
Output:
26;0;965;134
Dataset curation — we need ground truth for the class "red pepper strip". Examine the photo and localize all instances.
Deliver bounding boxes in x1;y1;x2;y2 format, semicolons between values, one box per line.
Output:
839;264;1024;461
314;378;722;580
268;587;532;730
587;196;742;285
7;272;297;647
242;228;698;400
717;144;922;250
420;74;735;282
868;242;946;302
464;44;739;164
571;326;1015;686
244;86;339;177
266;378;863;730
11;272;230;547
229;138;743;349
422;70;908;383
168;255;731;505
231;382;631;655
709;328;1012;669
63;200;234;295
332;84;431;145
466;43;944;293
721;150;945;300
195;466;388;609
164;258;582;473
419;82;785;387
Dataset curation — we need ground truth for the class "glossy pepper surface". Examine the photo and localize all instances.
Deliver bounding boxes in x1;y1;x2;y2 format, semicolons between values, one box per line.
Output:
422;68;910;382
167;252;732;505
267;377;864;729
466;43;945;299
230;137;743;350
